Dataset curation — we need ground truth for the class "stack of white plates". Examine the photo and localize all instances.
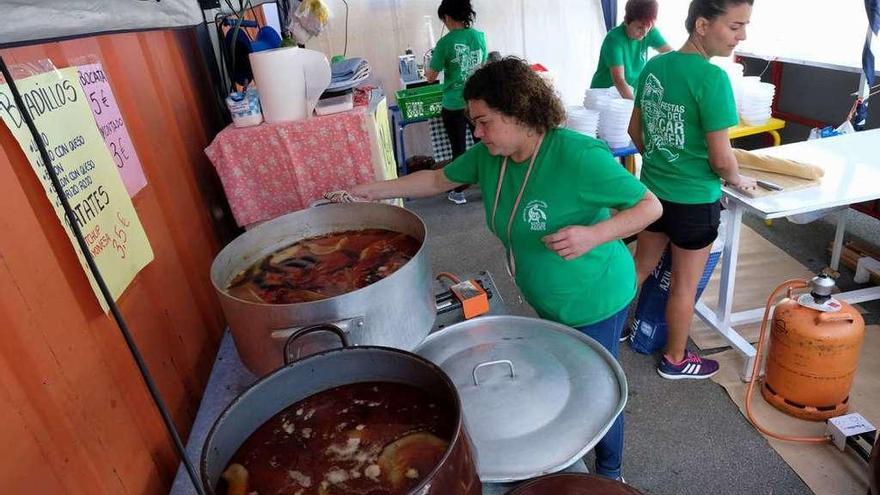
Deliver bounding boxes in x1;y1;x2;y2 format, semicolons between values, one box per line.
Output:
565;106;600;137
739;81;775;126
713;59;745;113
598;98;634;149
737;76;760;114
583;87;620;112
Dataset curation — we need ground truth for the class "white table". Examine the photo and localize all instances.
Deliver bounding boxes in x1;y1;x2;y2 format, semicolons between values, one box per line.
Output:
695;130;880;379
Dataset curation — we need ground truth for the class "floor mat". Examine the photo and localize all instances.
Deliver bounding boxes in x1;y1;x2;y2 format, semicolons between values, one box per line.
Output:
710;325;879;495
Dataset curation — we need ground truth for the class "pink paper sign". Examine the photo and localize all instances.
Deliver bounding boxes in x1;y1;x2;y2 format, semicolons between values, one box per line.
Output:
77;63;147;197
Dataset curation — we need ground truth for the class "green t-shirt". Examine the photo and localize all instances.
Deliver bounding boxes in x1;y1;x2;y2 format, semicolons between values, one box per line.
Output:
590;24;667;90
443;128;647;326
634;51;738;204
429;28;487;110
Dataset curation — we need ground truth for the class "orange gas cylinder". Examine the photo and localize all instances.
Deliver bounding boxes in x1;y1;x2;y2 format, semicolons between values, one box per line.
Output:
761;287;865;421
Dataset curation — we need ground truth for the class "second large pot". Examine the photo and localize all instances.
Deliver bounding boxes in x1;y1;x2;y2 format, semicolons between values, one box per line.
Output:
201;326;481;494
507;473;645;494
210;203;436;376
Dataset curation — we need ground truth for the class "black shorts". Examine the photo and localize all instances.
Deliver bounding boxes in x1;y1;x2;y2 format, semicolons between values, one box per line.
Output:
645;199;721;250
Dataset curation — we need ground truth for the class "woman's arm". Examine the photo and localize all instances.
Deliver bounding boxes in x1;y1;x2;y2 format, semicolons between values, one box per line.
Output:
706;129;757;193
542;190;662;260
610;66;634;99
349;169;462;201
628;107;644;152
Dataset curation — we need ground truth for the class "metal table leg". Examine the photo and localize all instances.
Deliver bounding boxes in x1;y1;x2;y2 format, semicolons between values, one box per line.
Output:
390;106;408;176
830;207;849;272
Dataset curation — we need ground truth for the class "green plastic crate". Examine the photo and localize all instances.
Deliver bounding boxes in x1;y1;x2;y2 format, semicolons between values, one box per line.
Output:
396;85;444;120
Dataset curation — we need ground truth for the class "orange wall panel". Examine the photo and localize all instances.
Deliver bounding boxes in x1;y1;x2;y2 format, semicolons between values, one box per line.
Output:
0;28;231;494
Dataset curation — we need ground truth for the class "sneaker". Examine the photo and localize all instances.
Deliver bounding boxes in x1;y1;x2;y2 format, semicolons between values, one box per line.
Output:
447;191;467;204
657;350;719;380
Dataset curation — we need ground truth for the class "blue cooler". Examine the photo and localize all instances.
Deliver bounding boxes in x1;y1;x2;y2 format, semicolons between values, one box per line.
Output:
629;211;727;354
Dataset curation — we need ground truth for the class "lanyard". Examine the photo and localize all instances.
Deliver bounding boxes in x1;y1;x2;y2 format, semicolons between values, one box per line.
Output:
490;134;544;278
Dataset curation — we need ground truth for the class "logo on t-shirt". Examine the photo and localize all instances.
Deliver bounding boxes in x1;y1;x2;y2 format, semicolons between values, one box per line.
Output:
523;200;548;231
641;73;685;162
453;44;484;79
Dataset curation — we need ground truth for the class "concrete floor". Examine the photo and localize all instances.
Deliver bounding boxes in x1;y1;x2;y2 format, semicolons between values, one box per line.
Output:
405;187;879;495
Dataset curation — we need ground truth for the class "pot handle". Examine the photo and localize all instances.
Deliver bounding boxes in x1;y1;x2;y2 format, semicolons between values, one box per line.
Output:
472;359;516;386
283;323;350;365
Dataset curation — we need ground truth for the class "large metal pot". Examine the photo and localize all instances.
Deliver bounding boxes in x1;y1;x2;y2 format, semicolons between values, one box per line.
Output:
210;203;436;376
507;473;645;494
201;325;481;494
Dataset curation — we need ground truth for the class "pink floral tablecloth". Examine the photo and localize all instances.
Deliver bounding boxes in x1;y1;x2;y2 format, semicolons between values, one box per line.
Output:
205;107;376;227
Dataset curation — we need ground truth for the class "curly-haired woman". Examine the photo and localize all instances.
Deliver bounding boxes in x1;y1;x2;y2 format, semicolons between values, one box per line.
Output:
337;57;662;480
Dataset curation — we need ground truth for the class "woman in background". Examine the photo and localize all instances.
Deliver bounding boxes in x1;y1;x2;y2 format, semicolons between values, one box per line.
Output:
590;0;671;99
629;0;757;380
426;0;487;204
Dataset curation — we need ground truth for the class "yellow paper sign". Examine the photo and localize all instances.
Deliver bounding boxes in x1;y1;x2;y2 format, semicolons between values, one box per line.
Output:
0;67;153;311
372;97;397;180
369;97;402;207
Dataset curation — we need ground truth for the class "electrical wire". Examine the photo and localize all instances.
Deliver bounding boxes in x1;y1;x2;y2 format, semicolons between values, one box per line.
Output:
200;9;233;121
277;0;291;38
0;56;208;495
341;0;349;57
214;12;231;95
225;0;258;89
756;57;773;78
436;272;462;284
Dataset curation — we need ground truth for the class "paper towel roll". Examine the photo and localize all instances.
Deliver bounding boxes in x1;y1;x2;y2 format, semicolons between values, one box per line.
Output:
250;47;331;123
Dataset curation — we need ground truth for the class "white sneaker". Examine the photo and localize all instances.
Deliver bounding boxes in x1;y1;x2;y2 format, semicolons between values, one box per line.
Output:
447;191;467;204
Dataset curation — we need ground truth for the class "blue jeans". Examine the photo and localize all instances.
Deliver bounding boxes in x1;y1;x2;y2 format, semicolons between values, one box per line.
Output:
574;306;628;479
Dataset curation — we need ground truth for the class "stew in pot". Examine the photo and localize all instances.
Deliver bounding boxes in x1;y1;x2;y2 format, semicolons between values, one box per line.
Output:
226;229;420;304
219;381;454;495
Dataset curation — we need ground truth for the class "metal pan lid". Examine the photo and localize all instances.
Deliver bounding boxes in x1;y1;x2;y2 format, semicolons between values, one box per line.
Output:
413;315;627;483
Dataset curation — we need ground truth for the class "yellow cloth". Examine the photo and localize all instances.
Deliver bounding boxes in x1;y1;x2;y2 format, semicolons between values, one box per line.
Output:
733;148;824;180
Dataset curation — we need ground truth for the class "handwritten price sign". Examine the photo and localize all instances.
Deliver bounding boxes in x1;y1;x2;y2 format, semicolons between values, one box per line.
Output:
113;211;130;259
0;67;153;312
77;63;147;196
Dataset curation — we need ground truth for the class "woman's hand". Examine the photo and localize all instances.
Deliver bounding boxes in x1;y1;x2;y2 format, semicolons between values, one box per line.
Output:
323;190;369;203
348;183;374;201
327;170;460;202
729;174;758;194
542;226;601;260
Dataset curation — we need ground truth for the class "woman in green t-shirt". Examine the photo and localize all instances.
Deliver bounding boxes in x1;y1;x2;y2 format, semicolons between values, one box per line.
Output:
629;0;758;380
426;0;487;205
331;58;662;480
590;0;672;100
